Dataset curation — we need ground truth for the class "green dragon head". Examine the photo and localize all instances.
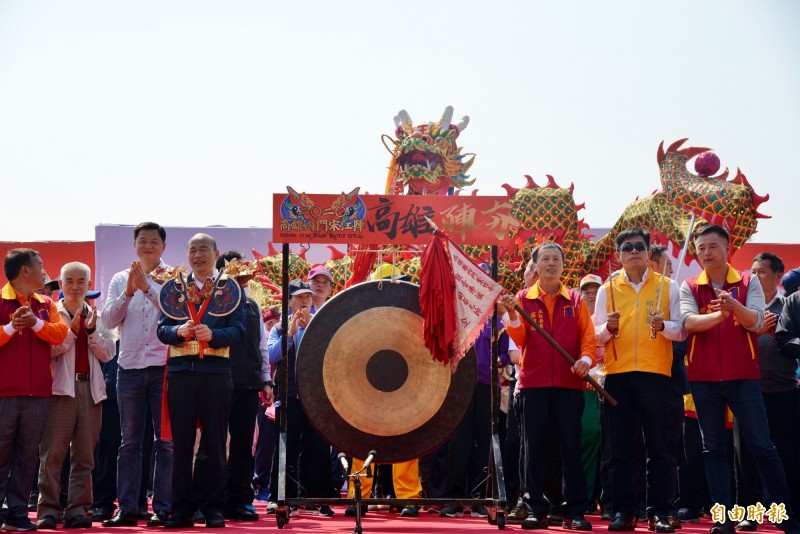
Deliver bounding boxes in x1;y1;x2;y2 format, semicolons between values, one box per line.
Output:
384;106;475;196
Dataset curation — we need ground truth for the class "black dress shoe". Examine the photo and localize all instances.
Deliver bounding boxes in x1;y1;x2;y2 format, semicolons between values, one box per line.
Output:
736;520;758;532
564;514;593;530
226;506;258;521
677;508;704;523
649;515;676;533
64;515;93;529
522;515;550;530
91;507;115;522
609;514;636;531
204;511;226;528
165;514;195;529
710;522;736;534
102;510;139;527
147;511;169;527
36;515;58;530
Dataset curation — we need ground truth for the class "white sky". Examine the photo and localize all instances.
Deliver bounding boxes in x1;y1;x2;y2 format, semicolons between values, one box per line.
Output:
1;1;798;243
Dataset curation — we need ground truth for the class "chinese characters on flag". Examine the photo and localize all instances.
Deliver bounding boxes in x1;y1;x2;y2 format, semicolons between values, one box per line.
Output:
447;239;503;369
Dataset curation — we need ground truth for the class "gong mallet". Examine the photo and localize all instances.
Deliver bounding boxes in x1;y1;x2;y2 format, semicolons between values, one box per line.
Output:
513;304;617;407
607;265;621;362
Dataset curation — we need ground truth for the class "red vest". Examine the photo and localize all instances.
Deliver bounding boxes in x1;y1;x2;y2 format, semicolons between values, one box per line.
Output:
685;268;760;382
0;295;54;397
517;286;585;390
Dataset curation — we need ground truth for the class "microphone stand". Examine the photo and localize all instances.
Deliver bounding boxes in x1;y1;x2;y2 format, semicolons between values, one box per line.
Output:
346;451;376;534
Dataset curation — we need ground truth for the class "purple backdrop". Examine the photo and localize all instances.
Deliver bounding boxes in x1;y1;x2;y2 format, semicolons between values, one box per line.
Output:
93;224;333;310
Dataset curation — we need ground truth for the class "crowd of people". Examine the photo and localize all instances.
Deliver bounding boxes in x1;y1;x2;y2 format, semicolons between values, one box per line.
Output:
1;221;799;533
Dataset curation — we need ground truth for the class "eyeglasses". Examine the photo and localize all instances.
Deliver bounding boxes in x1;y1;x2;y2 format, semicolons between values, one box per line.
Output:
618;242;648;253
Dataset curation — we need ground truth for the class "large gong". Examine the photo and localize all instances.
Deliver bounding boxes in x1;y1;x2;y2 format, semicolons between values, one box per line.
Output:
296;280;477;463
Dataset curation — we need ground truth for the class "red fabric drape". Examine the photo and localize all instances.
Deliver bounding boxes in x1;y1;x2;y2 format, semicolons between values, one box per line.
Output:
160;355;171;440
420;232;457;365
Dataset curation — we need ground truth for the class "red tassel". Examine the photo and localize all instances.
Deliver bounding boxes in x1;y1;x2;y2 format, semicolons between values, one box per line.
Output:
420;232;457;365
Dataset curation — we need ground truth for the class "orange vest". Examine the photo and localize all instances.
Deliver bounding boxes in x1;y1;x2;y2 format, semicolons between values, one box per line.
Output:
0;293;54;397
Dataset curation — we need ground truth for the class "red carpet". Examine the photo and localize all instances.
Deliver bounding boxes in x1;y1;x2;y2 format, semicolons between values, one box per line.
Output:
28;505;785;533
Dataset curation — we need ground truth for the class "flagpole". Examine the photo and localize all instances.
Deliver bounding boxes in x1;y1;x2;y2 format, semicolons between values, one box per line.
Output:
512;303;617;407
674;213;697;282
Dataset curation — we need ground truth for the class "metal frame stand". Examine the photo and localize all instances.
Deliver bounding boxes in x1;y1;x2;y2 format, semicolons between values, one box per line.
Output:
273;242;507;530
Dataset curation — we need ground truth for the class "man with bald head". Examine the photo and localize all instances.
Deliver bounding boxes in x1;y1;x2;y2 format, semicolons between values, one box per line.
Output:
157;233;246;529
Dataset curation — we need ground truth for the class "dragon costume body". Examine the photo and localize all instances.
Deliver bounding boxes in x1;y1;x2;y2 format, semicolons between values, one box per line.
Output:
247;110;768;309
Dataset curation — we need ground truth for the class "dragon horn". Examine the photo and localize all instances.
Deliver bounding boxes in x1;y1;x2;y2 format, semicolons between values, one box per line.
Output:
667;138;689;153
657;141;666;165
260;279;282;293
398;110;412;128
327;245;346;261
437;105;454;132
454;115;470;132
501;183;520;197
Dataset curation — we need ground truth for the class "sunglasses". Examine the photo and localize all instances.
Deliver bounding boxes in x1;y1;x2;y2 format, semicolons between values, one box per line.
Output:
618;242;648;253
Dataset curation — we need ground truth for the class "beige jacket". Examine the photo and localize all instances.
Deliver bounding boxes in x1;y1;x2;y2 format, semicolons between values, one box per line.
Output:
50;300;117;404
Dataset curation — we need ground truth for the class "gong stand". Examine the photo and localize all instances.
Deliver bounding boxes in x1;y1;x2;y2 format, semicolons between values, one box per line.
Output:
274;243;291;529
273;242;508;531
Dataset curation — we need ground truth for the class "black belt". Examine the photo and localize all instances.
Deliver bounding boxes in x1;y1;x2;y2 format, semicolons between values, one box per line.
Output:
75;373;90;382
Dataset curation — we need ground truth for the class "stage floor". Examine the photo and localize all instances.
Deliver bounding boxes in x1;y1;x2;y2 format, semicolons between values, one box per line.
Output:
25;504;784;533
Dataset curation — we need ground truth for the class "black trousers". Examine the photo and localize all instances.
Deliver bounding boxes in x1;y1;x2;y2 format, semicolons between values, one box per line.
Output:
519;387;587;518
423;443;448;498
168;371;232;517
765;389;800;515
224;389;260;509
92;398;120;510
268;398;332;500
252;408;275;493
678;416;710;510
735;389;800;515
598;392;613;514
194;388;260;510
665;388;685;515
503;382;522;501
604;372;670;518
443;383;491;499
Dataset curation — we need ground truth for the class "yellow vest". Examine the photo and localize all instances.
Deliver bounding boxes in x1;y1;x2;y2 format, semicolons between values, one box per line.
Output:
603;270;673;377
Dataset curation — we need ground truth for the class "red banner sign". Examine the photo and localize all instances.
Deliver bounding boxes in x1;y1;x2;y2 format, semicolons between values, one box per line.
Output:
272;190;516;245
